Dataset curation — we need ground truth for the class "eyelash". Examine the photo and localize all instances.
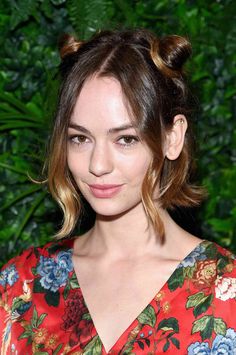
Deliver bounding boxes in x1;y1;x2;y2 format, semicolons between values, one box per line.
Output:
116;135;140;147
68;134;140;147
68;135;90;145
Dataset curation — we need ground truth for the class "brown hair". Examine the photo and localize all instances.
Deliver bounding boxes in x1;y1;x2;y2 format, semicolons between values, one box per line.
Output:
46;29;204;238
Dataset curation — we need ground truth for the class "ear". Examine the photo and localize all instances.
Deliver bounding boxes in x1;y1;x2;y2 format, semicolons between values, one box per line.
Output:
165;115;187;160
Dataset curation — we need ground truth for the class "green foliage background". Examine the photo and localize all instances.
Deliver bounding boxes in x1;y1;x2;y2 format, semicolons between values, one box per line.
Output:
0;0;235;265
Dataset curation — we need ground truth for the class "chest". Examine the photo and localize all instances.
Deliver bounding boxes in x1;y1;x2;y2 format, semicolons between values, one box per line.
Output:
72;256;179;352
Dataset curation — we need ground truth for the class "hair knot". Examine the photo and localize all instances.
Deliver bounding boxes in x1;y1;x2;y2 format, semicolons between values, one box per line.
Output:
59;34;83;59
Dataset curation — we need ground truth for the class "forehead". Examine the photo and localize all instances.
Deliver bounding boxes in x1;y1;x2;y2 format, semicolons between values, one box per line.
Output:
70;76;135;130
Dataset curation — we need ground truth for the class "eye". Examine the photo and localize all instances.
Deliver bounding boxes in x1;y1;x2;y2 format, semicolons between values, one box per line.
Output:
68;135;90;145
117;135;140;147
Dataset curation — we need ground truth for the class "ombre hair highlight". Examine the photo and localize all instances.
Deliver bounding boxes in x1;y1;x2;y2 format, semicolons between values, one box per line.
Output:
46;29;204;239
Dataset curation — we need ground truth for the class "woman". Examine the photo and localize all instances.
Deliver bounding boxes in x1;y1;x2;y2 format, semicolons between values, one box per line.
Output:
0;29;236;354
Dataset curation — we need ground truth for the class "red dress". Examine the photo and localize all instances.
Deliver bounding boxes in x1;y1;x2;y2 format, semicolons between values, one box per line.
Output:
0;239;236;354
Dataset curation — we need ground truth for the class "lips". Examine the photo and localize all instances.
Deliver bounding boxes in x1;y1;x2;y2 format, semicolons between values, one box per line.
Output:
88;184;123;198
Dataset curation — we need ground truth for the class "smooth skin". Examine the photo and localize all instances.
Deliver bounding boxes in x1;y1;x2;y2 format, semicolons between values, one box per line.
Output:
67;76;202;352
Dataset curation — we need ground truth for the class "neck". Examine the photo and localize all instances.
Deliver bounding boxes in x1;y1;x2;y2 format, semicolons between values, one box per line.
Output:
86;203;171;259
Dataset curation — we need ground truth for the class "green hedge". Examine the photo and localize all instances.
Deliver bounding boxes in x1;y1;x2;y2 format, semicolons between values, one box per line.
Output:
0;0;235;266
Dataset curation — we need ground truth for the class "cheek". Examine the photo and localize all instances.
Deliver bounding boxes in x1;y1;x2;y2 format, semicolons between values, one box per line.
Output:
121;154;151;184
67;152;85;178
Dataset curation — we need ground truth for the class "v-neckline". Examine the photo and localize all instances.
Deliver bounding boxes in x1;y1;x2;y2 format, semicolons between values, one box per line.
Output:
69;238;206;353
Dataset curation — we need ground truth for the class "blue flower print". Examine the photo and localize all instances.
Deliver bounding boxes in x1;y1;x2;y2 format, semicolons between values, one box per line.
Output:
179;243;207;268
188;341;210;355
212;328;236;354
188;329;236;355
0;264;19;288
37;250;73;292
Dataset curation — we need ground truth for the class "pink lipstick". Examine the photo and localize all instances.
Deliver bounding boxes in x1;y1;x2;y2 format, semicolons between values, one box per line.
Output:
88;184;123;198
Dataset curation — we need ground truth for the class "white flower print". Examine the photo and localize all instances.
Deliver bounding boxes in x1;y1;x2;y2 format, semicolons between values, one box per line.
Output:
215;276;236;301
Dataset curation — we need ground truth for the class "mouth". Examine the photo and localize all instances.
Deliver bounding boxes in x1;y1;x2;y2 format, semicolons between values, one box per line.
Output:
88;184;123;198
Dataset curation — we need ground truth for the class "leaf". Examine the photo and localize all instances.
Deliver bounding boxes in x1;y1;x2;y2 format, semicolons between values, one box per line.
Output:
204;244;218;259
186;292;206;308
0;162;28;175
145;338;150;347
193;294;213;317
192;315;212;333
36;313;47;328
183;266;195;279
0;92;34;115
12;191;47;246
170;336;180;349
113;0;137;26
63;283;70;300
33;278;46;293
66;0;114;39
0;121;41;130
52;344;63;355
138;305;156;327
167;267;184;291
0;185;42;212
217;256;230;271
157;318;179;333
31;306;39;329
69;272;80;289
18;330;33;340
201;316;214;340
45;290;60;307
82;313;92;321
137;340;144;350
82;335;102;354
214;318;227;336
163;340;170;352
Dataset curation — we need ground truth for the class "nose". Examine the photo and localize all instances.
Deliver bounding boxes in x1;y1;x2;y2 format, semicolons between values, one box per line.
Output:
89;142;113;177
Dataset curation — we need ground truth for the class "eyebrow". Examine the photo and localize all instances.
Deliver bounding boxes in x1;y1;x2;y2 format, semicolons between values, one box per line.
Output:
68;123;137;135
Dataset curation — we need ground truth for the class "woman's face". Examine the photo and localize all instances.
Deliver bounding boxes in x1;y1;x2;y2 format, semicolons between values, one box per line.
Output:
67;76;152;217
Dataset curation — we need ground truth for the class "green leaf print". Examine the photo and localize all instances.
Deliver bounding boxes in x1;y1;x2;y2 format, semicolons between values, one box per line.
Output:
214;318;227;336
186;292;213;317
186;292;206;308
157;317;179;333
170;337;180;349
45;290;60;307
163;340;170;352
201;316;214;340
83;335;103;354
217;255;230;271
183;266;195;279
32;306;39;328
69;271;80;289
192;315;212;333
53;343;63;355
167;267;184;291
138;305;156;327
82;312;92;321
192;315;214;340
36;313;47;328
63;282;70;299
63;272;80;299
193;295;213;317
33;277;46;293
18;330;33;340
204;243;218;259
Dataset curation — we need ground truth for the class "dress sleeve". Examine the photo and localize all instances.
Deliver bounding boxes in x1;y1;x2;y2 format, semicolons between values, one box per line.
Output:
0;247;36;352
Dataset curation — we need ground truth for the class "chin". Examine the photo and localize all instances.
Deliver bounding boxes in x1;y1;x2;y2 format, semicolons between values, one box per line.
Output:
87;199;143;218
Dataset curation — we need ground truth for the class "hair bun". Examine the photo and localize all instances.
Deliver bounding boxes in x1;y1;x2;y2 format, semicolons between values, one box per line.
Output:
158;35;192;72
58;34;83;59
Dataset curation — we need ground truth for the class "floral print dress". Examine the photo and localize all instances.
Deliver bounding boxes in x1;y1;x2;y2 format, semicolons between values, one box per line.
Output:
0;239;236;354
